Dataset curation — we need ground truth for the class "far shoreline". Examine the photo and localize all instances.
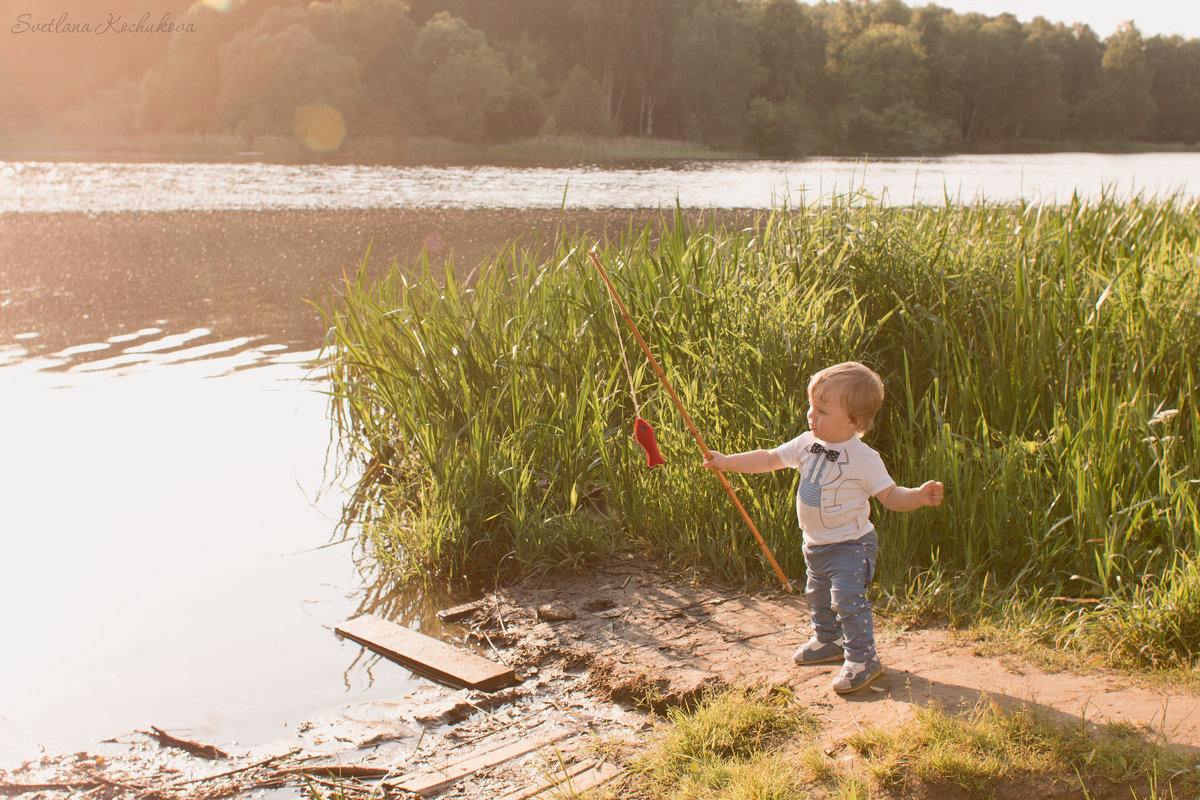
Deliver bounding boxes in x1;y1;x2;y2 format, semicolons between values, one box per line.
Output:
2;132;1196;168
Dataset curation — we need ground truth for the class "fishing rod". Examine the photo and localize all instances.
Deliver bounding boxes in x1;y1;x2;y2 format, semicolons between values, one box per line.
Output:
587;249;791;592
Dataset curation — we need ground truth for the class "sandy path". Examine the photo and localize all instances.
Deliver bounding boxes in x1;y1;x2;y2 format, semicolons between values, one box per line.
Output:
479;556;1200;755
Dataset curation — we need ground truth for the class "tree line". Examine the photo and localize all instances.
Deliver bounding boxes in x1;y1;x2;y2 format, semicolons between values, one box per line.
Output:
6;0;1200;156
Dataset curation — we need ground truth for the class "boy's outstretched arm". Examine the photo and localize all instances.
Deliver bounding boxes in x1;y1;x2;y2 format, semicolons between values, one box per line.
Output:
703;448;785;474
875;480;944;511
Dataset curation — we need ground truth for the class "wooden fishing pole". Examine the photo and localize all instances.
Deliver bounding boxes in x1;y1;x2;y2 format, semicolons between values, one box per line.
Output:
587;249;792;592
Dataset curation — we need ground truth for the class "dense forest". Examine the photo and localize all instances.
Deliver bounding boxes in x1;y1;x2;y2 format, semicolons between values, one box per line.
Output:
3;0;1200;156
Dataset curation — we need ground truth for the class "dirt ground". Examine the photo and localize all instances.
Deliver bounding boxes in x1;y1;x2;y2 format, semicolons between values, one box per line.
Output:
5;555;1198;799
479;556;1200;751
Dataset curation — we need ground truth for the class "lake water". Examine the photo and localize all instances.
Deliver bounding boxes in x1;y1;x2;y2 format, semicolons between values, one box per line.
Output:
0;335;465;764
4;152;1200;213
1;153;1197;765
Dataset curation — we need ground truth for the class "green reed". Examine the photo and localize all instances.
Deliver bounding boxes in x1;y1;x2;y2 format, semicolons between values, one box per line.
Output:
319;195;1200;665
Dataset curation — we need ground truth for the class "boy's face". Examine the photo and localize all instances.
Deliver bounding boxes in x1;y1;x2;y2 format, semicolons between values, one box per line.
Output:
807;382;860;443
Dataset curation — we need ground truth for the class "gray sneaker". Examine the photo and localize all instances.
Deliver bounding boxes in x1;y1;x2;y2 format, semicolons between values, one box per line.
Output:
793;636;844;665
831;658;885;694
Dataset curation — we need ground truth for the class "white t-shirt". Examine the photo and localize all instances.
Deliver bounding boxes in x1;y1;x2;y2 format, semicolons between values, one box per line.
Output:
774;431;895;546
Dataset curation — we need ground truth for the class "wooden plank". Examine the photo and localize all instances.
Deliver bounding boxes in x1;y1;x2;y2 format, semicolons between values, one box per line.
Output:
494;759;625;800
275;765;394;779
335;614;517;692
530;762;624;799
492;759;596;800
436;598;487;623
492;763;593;800
1;782;104;795
395;726;572;796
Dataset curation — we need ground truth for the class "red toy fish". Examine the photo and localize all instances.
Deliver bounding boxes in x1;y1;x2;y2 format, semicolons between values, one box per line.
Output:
634;417;666;468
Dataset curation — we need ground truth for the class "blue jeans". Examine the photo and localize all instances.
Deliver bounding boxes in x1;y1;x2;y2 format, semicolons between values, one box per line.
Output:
803;532;878;664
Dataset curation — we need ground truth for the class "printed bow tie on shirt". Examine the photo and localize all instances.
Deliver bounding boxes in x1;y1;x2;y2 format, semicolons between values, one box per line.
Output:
809;442;840;462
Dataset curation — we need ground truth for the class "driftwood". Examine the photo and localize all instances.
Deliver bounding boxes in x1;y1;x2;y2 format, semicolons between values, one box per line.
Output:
274;764;395;779
2;714;621;800
0;781;103;796
79;769;153;795
290;774;376;796
393;724;572;796
141;726;229;760
436;598;487;623
0;770;153;797
161;751;299;789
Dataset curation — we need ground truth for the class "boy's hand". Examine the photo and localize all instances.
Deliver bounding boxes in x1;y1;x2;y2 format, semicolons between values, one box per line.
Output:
919;480;944;507
703;451;726;471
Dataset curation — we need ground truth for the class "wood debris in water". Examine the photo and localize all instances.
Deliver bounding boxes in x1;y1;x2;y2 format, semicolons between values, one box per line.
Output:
140;727;228;760
336;614;519;692
436;598;488;623
0;701;634;799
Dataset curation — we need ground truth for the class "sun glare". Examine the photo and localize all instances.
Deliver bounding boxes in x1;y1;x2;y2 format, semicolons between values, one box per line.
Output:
294;103;347;153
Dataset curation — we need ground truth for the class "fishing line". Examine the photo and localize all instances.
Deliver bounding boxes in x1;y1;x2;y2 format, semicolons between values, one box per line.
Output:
606;283;641;417
586;248;789;590
601;262;664;468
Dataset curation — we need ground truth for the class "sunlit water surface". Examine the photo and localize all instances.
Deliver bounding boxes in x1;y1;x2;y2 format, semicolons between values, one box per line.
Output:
4;152;1200;212
0;337;436;764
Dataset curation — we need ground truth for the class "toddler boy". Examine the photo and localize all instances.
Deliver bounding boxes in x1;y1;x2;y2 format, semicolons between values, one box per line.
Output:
704;361;943;693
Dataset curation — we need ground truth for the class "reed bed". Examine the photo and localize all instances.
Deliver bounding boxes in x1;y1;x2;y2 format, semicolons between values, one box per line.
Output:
319;195;1200;668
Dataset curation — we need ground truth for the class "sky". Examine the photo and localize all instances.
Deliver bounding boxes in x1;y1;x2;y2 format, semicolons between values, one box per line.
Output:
924;1;1200;40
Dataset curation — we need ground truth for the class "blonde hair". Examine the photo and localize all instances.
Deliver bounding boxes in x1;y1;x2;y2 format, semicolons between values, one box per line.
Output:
808;361;885;433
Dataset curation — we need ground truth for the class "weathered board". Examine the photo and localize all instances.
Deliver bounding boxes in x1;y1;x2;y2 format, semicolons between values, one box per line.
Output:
335;614;518;692
395;725;572;796
436;598;487;623
494;757;624;800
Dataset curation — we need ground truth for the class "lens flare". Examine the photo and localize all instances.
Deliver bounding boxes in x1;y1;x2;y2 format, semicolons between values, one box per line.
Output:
294;104;346;153
200;0;234;11
422;231;445;253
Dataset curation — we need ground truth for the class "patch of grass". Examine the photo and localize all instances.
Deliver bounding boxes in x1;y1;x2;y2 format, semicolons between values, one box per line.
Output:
847;698;1200;798
622;690;1200;799
624;690;1195;796
876;558;1200;686
640;688;813;769
629;688;815;799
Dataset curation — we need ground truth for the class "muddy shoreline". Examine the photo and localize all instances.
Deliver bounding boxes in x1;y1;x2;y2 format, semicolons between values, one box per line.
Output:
0;554;797;798
5;553;1200;798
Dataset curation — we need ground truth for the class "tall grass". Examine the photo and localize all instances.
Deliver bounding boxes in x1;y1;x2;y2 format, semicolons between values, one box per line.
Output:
319;195;1200;665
